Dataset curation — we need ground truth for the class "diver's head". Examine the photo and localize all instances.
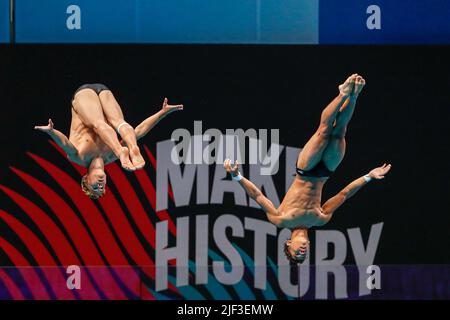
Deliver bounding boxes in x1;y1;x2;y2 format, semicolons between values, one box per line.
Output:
284;229;310;264
81;158;106;199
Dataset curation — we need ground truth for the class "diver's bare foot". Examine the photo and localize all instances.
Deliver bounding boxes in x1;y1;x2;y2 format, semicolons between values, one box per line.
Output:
338;74;357;97
352;75;366;96
119;147;135;171
129;146;146;170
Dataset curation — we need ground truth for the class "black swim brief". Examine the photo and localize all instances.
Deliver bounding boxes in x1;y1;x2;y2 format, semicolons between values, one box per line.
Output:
296;161;333;178
72;83;109;101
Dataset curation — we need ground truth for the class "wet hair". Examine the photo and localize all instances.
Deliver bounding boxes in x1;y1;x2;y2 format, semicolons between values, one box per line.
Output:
284;240;306;264
81;174;104;200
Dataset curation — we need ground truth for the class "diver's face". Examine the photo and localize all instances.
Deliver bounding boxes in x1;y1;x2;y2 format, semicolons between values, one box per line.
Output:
287;235;310;260
87;168;107;196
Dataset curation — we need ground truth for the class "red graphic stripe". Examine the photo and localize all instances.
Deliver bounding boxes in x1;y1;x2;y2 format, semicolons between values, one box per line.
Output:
97;190;179;293
48;140;87;174
105;163;155;246
28;153;130;264
142;147;178;268
144;146;175;201
7;168;129;298
139;147;183;271
53;142;180;294
53;142;173;242
0;182;79;264
0;210;75;299
134;169;177;236
49;140;86;175
9;168;104;264
104;165;180;291
0;210;59;264
28;153;140;297
48;141;178;295
98;191;156;276
0;237;51;299
145;145;157;168
1;236;135;300
0;181;110;299
142;146;177;241
0;182;101;299
0;269;25;300
49;141;178;293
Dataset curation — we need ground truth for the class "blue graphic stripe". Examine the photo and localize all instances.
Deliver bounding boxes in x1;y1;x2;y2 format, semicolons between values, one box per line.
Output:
234;246;277;300
188;260;232;300
168;274;205;300
208;250;256;300
0;279;12;299
146;287;172;300
267;257;292;300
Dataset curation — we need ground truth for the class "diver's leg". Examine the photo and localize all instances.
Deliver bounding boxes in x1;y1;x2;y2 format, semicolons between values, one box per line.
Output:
322;75;365;171
98;90;145;170
297;74;357;170
72;89;135;171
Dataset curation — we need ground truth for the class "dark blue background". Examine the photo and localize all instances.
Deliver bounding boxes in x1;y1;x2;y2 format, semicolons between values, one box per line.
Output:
320;0;450;44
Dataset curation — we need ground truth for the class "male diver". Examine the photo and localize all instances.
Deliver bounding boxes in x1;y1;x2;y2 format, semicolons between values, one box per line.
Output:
35;83;183;199
224;74;391;263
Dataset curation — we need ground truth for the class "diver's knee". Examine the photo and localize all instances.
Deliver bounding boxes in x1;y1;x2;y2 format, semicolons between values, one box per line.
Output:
93;120;110;132
317;124;333;139
331;127;346;139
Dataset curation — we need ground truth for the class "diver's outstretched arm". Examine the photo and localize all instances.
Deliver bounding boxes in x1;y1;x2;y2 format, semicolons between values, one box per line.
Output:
224;159;282;226
34;119;78;156
322;163;392;219
134;98;183;140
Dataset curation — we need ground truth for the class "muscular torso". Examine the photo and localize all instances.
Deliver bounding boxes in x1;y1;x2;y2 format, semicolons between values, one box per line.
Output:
68;109;115;166
276;176;331;228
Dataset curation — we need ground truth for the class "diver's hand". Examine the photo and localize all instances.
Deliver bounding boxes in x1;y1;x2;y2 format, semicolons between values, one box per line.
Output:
368;163;392;180
224;159;241;178
161;98;183;114
34;119;54;133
